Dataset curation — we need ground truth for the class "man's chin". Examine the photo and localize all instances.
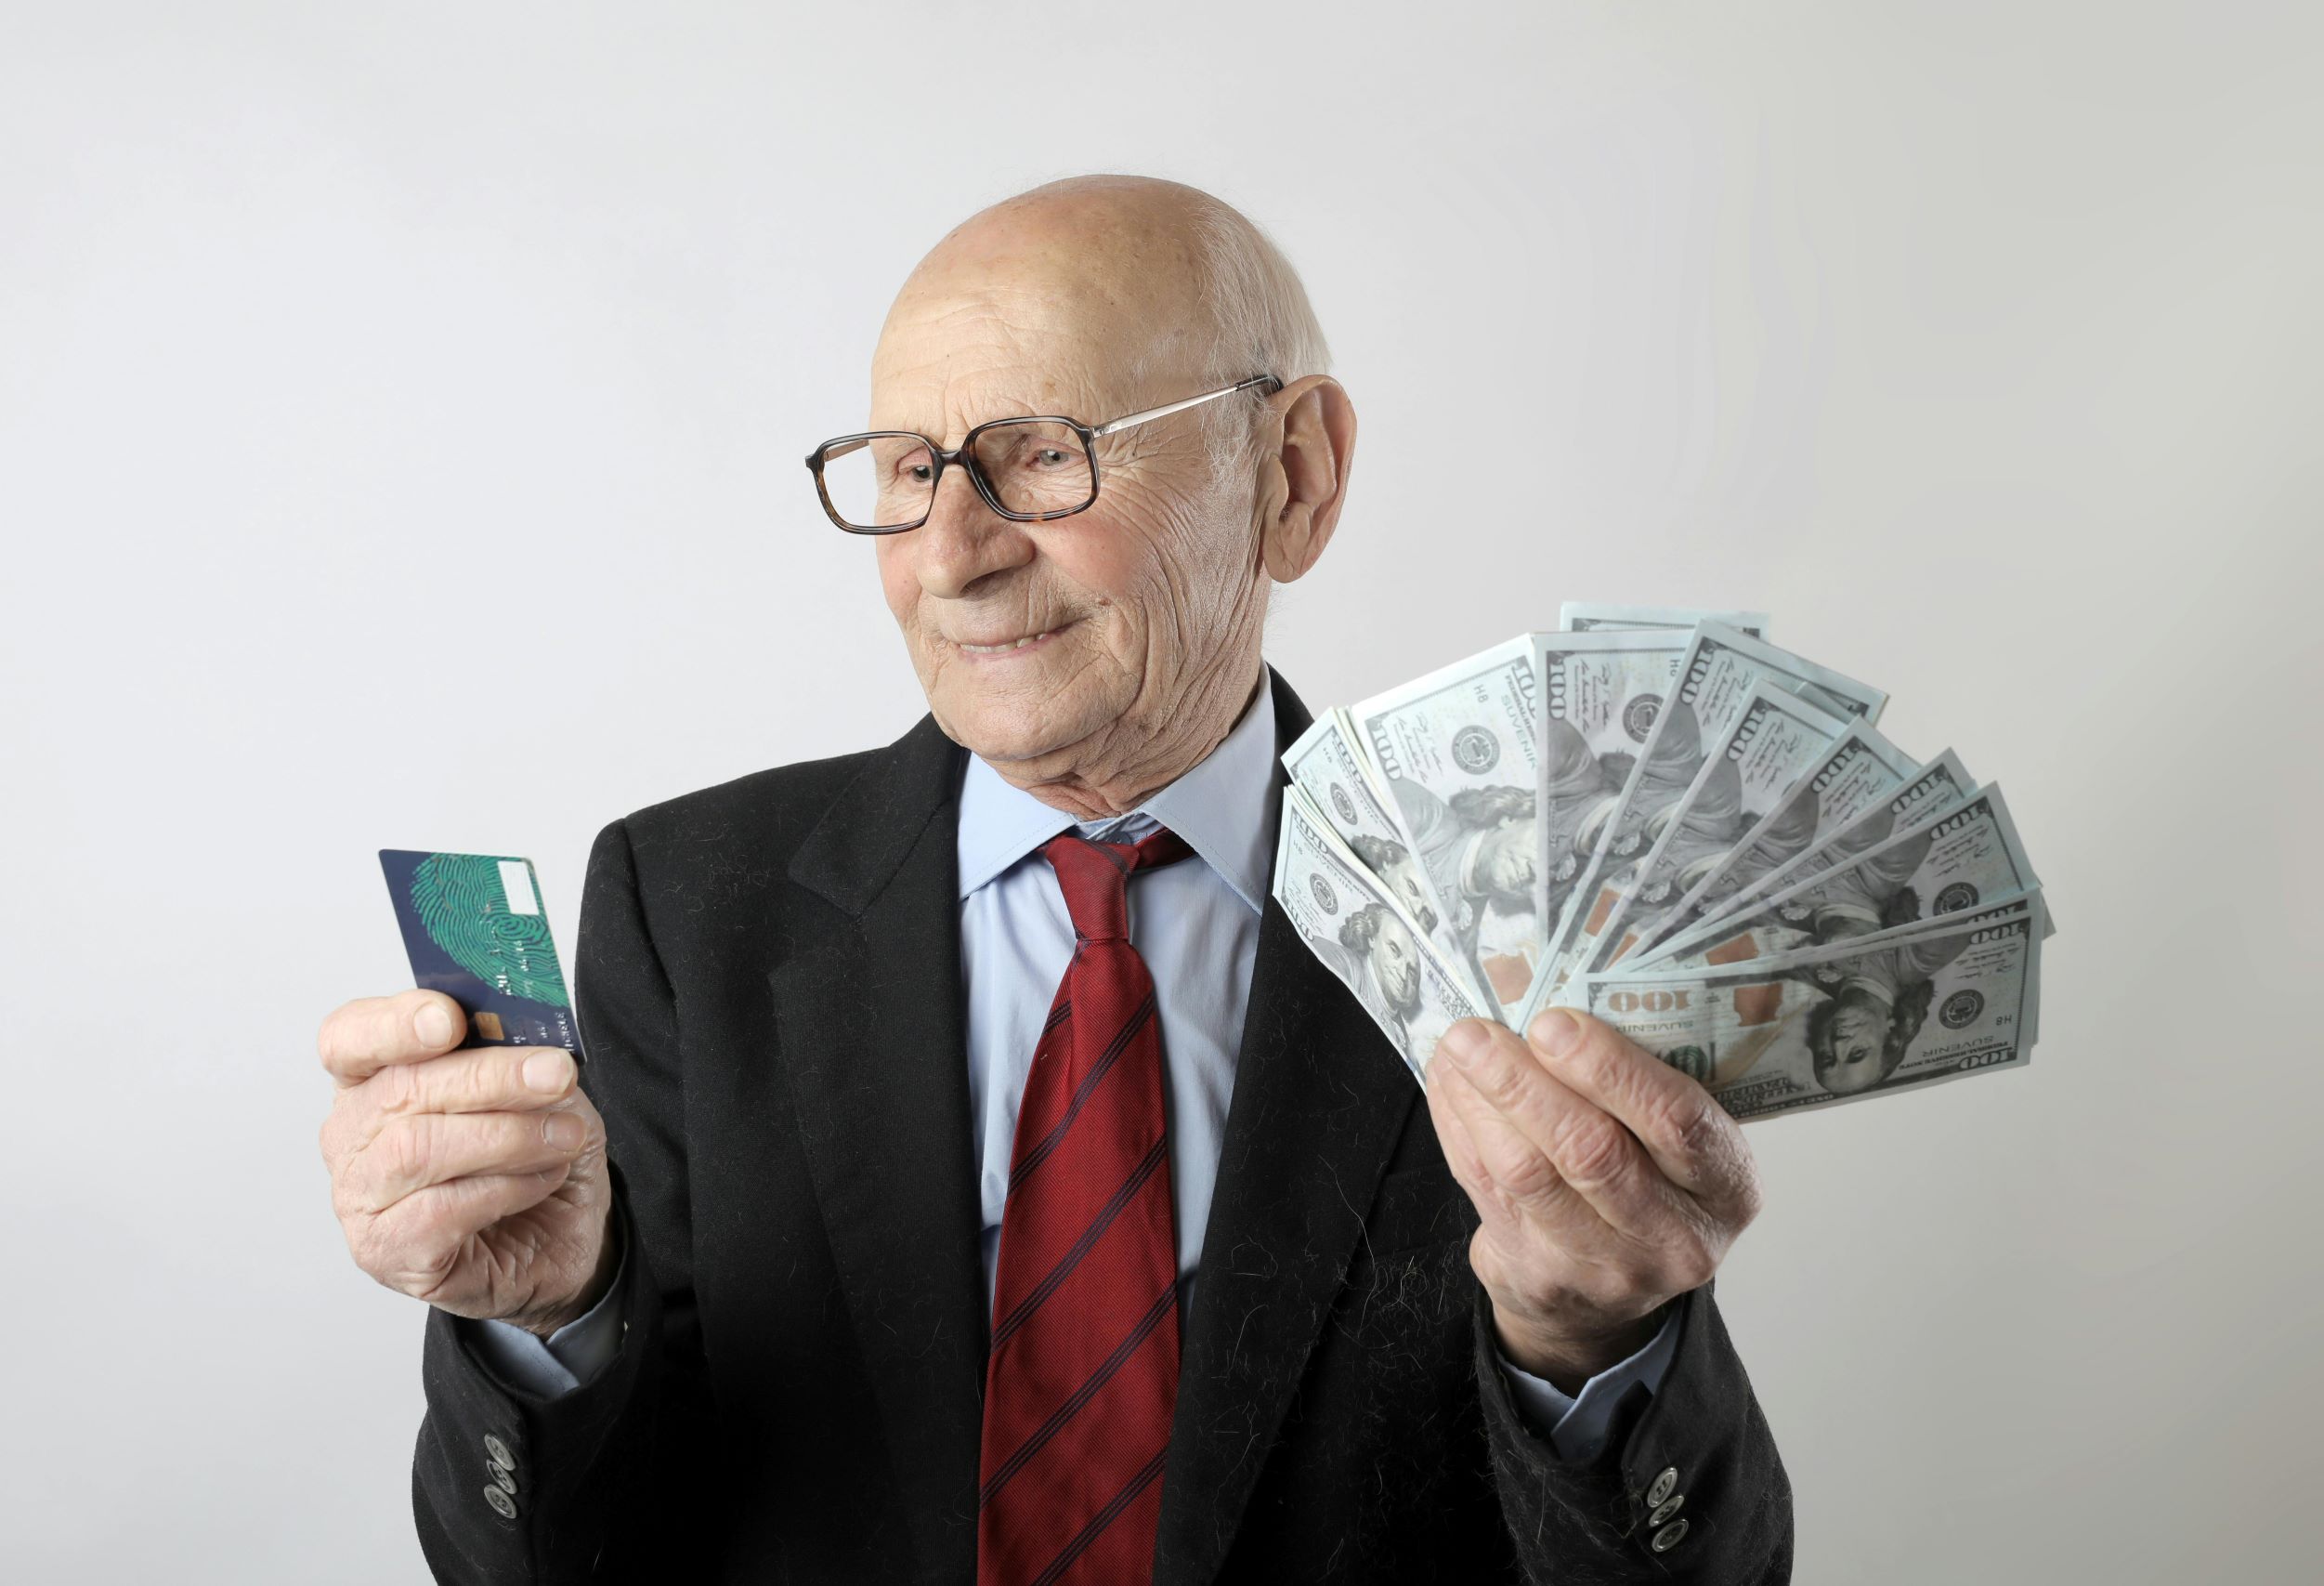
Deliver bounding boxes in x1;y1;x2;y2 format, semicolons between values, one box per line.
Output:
933;688;1106;771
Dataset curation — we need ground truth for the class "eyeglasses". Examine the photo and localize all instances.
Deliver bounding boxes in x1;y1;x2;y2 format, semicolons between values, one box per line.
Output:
804;374;1282;534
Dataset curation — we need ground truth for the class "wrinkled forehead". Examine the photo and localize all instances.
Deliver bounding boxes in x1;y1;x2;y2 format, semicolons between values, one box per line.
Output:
868;235;1207;443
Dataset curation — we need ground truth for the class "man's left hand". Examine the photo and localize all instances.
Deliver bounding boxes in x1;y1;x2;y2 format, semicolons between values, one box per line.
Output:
1427;1008;1763;1393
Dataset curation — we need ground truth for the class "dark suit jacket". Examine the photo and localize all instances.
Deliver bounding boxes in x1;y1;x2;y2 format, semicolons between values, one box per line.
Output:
411;672;1793;1583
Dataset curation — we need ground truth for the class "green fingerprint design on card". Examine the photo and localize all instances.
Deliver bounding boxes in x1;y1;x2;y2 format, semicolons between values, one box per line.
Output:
410;853;570;1008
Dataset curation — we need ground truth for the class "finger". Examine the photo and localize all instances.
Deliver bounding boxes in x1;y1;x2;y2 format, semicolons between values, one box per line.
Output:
345;1109;591;1214
369;1164;574;1269
1432;1022;1593;1226
319;990;467;1086
361;1046;581;1140
1525;1008;1755;1213
359;1165;576;1294
1438;1018;1678;1240
1423;1055;1521;1239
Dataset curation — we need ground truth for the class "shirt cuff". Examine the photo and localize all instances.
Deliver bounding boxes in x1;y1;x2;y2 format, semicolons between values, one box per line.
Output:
460;1235;631;1400
1495;1305;1682;1461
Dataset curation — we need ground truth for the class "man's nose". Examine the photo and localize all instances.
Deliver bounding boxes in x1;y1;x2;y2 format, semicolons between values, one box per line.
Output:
910;462;1035;600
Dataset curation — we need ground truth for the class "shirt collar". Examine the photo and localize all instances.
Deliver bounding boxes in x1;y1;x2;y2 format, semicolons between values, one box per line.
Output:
955;670;1278;914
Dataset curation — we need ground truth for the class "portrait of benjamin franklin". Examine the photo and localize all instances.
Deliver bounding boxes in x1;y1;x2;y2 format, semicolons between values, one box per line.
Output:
1335;901;1453;1069
1783;925;1971;1097
1388;778;1537;1003
1348;832;1440;938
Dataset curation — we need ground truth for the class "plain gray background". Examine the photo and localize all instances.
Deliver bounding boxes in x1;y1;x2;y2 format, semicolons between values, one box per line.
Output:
5;3;2318;1579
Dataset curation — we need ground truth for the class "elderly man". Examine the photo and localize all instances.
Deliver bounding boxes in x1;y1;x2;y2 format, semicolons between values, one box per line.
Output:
318;175;1790;1584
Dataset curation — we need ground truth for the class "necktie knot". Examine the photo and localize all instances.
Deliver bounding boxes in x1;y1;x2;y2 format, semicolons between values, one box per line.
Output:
1040;828;1193;942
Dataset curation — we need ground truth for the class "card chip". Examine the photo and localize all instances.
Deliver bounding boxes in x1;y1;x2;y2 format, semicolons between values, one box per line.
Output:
471;1011;505;1041
499;859;540;915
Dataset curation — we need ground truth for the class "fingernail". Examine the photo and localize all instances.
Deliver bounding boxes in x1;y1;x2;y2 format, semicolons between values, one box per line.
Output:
414;1001;455;1047
1529;1008;1583;1056
542;1113;585;1152
523;1050;573;1094
1524;1004;1580;1055
1440;1019;1495;1068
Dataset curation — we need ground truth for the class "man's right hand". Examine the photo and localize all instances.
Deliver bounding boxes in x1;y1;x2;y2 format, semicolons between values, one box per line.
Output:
319;989;616;1336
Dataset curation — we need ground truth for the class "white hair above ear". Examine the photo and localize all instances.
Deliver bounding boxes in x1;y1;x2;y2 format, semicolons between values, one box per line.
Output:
1182;195;1333;485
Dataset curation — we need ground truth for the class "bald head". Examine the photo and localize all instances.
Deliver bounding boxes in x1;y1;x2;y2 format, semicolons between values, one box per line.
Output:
862;173;1355;820
905;175;1212;332
875;176;1327;461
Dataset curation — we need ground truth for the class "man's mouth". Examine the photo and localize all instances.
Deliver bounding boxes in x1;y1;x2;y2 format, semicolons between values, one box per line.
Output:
954;624;1067;657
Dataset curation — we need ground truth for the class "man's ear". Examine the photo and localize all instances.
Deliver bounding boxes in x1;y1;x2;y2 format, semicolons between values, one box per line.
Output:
1255;375;1356;583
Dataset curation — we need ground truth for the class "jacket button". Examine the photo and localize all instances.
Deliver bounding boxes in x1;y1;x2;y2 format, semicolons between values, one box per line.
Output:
484;1433;516;1470
1651;1516;1691;1553
1651;1494;1684;1526
487;1461;517;1497
1644;1466;1678;1507
483;1484;519;1521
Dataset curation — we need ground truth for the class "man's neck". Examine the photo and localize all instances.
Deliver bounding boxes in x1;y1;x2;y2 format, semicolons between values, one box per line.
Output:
993;660;1268;820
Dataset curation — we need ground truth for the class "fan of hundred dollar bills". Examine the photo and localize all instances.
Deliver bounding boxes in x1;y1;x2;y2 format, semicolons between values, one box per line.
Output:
1275;603;2051;1121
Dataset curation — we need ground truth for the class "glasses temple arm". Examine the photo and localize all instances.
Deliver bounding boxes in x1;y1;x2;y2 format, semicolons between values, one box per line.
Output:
1091;374;1281;438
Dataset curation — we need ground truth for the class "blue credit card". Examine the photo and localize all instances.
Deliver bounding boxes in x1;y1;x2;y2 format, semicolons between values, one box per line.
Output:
379;849;579;1054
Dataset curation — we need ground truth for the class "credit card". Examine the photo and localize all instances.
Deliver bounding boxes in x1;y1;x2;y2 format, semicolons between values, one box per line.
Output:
379;849;579;1054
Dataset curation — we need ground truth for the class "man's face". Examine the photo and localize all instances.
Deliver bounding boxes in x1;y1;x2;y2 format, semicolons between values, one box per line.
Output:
1475;817;1538;905
868;252;1260;779
1370;911;1422;1014
1816;996;1889;1094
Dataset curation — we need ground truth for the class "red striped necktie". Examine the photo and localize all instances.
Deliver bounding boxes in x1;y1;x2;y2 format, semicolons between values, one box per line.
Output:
976;826;1195;1586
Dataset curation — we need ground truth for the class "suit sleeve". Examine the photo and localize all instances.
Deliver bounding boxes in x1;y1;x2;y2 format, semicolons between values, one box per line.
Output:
461;1232;633;1397
408;817;711;1583
1472;1282;1794;1582
1496;1306;1681;1461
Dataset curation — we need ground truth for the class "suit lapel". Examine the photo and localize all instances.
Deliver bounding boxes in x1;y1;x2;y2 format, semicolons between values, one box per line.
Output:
1153;672;1422;1586
772;714;988;1582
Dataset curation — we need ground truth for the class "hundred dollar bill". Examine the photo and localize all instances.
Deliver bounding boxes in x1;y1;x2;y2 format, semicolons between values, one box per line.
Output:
1865;892;2047;1044
1639;785;2042;975
1634;748;1977;966
1351;636;1550;1015
1273;786;1495;1082
1525;626;1701;989
1285;707;1492;1005
1530;623;1887;1014
1575;896;2044;1121
1560;602;1771;639
1573;681;1849;977
1623;721;1920;963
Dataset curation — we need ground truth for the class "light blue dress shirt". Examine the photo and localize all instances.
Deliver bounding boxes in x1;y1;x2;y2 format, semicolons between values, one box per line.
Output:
471;675;1677;1457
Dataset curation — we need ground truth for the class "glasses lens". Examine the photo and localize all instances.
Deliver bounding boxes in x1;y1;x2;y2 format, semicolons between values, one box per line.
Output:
817;433;935;531
968;420;1095;518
